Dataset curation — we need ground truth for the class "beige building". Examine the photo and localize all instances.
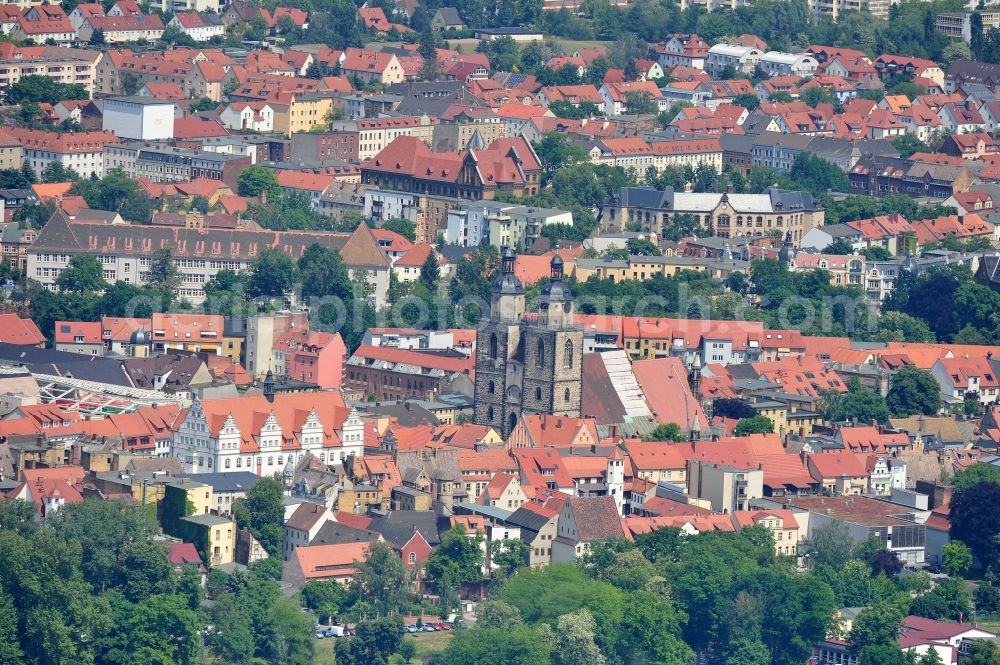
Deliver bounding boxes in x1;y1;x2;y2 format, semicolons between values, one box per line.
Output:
272;93;338;137
731;509;801;556
340;115;435;161
602;187;825;244
810;0;890;20
574;255;747;283
433;111;506;152
0;44;99;97
686;460;763;514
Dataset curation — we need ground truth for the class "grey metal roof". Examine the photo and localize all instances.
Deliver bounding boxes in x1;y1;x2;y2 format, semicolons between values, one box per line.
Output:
175;471;262;493
367;510;442;548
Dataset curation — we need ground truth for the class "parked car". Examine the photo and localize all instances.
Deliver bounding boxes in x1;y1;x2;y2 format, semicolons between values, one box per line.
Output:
315;631;326;639
405;624;418;633
440;623;452;631
927;562;943;574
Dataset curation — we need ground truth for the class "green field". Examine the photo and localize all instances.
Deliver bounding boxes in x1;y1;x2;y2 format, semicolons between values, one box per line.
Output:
312;629;453;664
552;38;614;52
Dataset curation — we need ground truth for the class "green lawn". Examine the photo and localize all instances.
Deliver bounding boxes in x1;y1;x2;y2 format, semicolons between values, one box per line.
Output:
409;630;453;662
312;629;452;664
553;38;614;52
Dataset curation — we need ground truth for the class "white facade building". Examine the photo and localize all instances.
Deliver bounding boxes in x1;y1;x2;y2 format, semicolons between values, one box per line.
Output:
705;44;762;77
758;52;819;78
171;394;365;476
102;97;176;141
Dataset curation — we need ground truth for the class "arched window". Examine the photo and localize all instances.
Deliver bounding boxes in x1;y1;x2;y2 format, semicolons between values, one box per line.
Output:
509;412;518;432
536;339;545;367
563;339;574;369
488;380;495;395
564;388;571;402
489;333;497;360
487;406;494;421
535;387;542;401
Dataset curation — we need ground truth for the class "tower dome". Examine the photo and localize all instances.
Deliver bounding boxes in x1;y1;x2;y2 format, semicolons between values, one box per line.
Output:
777;231;796;265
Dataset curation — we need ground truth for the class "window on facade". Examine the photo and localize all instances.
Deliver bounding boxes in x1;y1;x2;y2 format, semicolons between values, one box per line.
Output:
563;339;574;368
535;387;542;401
408;552;416;564
537;339;545;367
489;333;497;359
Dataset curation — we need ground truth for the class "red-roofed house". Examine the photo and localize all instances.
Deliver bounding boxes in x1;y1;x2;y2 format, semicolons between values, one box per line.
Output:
54;320;102;355
508;415;600;449
731;509;800;556
478;472;528;510
284;541;370;588
932;355;1000;405
0;314;45;347
272;330;345;390
171;392;360;475
551;495;626;561
806;451;869;495
16;466;85;516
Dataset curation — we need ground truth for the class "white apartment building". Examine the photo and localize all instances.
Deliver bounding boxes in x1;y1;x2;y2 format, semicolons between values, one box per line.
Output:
706;44;763;77
758;52;819;78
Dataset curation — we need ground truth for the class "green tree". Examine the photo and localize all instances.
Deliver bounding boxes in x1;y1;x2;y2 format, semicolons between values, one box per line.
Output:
618;590;693;665
733;92;761;111
117;541;174;603
910;579;971;620
951;481;1000;571
144;248;180;299
807;521;855;571
382;218;416;241
40;160;79;183
644;422;687;442
420;250;440;291
476;598;523;629
886;366;941;417
56;254;105;293
246;247;298;299
237;165;280;199
301;580;347;623
7;75;87;104
943;541;973;578
964;640;1000;665
351;542;409;617
824;382;890;423
532;132;587;182
425;525;484;594
733;415;774;436
554;609;604;665
892;133;932;158
432;624;554;665
849;602;904;653
70;169;155;221
0;589;24;665
232;477;284;557
335;616;404;665
265;596;315;664
954;464;1000;492
490;538;531;579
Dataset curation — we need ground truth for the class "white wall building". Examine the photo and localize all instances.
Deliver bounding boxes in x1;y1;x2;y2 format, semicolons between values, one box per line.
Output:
706;44;763;77
102;96;176;141
171;394;365;476
758;52;819;77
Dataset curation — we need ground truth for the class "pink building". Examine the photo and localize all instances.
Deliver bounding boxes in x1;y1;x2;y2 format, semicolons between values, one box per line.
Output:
272;330;346;389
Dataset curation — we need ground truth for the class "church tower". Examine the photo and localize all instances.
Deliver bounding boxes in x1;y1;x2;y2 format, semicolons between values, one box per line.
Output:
474;252;583;438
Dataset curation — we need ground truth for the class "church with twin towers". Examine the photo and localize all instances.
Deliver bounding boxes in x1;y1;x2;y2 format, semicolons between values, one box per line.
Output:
473;249;583;438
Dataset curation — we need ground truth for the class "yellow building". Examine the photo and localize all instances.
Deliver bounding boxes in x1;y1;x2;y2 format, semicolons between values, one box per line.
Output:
575;255;747;283
181;513;236;566
273;93;337;137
